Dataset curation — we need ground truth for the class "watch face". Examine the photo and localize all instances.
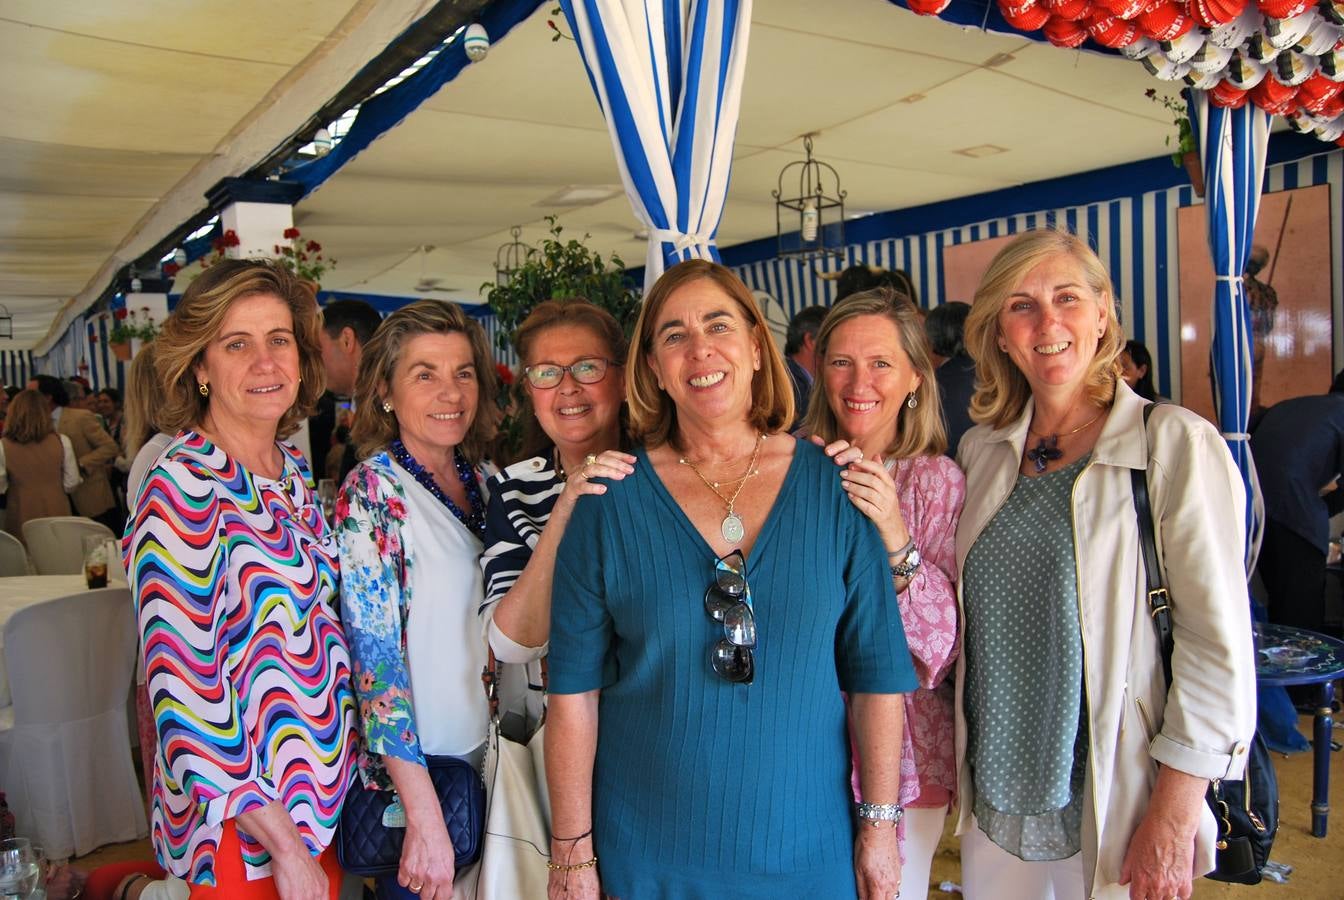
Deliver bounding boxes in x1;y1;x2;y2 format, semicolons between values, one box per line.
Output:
906;548;920;566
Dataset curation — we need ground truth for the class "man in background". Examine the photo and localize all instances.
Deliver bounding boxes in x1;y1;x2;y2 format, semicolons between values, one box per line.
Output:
925;301;975;457
29;374;121;530
312;299;382;485
784;305;827;431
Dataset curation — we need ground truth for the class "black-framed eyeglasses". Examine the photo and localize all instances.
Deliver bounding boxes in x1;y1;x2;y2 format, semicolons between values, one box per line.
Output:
704;550;756;684
522;357;620;389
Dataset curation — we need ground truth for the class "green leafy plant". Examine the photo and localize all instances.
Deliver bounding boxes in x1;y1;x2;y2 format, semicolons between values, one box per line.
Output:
1146;88;1196;168
481;216;641;458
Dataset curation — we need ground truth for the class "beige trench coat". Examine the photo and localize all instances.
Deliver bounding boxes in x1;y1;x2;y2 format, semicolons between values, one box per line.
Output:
953;382;1256;899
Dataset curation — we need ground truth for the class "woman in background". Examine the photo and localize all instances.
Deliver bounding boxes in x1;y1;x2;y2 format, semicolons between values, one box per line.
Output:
0;389;80;542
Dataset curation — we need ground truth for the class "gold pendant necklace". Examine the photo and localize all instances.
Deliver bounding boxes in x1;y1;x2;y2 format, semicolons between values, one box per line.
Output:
679;434;765;544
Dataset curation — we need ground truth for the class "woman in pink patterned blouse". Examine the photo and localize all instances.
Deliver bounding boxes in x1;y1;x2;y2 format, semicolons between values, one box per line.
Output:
803;288;964;900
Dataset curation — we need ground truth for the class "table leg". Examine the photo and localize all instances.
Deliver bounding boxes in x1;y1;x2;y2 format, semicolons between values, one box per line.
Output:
1312;680;1335;838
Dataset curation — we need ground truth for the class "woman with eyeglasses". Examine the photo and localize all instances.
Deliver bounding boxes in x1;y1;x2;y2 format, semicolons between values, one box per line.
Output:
479;299;635;723
804;289;964;900
545;261;917;900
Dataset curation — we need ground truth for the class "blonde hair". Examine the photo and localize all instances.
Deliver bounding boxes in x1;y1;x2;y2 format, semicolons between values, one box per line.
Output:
154;259;325;438
801;288;947;458
122;343;164;457
2;390;55;445
626;260;793;448
350;300;497;462
965;229;1123;429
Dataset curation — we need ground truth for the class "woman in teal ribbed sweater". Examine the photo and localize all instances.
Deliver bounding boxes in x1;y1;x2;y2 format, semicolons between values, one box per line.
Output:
545;260;918;900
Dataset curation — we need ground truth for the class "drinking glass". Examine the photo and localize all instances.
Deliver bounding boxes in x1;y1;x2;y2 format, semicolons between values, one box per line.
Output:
83;535;109;589
317;479;337;522
0;837;38;899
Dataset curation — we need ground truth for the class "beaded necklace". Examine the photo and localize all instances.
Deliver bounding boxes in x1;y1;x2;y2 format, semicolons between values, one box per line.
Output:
390;439;486;539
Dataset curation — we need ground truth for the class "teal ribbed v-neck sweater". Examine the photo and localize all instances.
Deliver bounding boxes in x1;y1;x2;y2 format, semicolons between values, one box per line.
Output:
550;440;917;898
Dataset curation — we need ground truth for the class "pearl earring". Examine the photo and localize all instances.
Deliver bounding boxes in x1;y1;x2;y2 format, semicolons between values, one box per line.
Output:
382;401;393;413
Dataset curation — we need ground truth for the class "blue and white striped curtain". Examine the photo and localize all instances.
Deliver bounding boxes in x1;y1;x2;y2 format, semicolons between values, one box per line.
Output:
1189;91;1271;569
561;0;752;291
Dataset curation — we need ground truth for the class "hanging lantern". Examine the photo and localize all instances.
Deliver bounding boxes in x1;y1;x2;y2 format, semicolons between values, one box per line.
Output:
494;226;536;286
773;134;846;260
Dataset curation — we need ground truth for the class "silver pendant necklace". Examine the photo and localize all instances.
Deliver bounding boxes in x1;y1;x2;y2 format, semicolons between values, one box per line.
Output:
679;434;765;544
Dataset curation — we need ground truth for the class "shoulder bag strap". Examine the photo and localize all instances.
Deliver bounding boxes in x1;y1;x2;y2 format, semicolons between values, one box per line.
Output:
1130;402;1174;688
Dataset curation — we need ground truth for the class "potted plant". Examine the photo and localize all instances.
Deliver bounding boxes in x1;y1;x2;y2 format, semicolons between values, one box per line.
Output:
108;306;158;361
1146;88;1203;196
481;216;641;459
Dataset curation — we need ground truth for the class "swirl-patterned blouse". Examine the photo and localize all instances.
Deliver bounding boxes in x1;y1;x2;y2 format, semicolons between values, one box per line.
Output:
126;432;357;885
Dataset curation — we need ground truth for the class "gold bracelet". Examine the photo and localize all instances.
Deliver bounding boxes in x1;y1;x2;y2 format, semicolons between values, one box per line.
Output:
546;855;598;872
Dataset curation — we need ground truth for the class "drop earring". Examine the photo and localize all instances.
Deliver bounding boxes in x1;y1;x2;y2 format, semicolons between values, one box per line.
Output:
198;382;209;397
906;392;918;409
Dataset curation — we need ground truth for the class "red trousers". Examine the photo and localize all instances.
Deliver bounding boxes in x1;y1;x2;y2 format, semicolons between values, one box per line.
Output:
188;821;343;899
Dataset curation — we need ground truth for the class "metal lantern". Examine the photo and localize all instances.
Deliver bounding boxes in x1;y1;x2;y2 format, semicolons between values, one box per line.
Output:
0;304;12;340
494;226;535;286
773;134;846;260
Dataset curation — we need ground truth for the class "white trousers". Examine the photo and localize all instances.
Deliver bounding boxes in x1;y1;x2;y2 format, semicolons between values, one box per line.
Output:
900;806;947;900
961;819;1085;900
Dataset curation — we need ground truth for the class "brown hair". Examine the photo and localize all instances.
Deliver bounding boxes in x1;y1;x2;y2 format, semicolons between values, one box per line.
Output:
122;342;164;456
964;229;1123;429
2;389;55;445
154;259;325;438
513;298;629;461
626;260;793;448
801;288;947;458
350;299;497;462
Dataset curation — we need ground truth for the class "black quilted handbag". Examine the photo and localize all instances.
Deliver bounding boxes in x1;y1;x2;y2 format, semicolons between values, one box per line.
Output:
1131;403;1278;885
336;755;486;877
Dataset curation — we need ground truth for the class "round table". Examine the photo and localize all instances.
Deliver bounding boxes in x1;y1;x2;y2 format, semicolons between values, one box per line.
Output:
1254;622;1344;837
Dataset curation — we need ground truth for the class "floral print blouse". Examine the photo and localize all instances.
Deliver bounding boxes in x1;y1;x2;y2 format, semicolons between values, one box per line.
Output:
334;450;491;790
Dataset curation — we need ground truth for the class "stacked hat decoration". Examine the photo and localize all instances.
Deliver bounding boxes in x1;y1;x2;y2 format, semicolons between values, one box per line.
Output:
904;0;1344;144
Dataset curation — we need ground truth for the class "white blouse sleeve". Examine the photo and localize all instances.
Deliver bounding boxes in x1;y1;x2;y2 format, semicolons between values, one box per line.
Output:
59;434;82;491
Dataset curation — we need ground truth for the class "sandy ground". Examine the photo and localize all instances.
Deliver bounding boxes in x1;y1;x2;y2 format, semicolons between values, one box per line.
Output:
72;713;1341;898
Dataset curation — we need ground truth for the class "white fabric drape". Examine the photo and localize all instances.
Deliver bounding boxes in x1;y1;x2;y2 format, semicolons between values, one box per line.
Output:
561;0;752;291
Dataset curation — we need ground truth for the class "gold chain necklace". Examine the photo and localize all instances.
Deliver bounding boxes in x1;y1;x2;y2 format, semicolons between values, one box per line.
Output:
679;433;765;544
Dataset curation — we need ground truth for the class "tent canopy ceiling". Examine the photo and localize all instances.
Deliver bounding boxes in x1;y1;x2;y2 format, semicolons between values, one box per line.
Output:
5;0;1188;353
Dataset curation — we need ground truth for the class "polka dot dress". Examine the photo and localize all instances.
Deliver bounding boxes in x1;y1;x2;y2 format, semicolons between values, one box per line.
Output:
962;455;1090;861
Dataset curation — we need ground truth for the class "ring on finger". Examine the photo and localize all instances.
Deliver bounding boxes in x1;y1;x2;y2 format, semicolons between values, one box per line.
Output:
584;453;598;467
410;884;423;893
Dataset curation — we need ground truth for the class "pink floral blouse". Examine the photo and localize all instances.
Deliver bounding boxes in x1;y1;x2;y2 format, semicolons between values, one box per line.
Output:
852;453;964;815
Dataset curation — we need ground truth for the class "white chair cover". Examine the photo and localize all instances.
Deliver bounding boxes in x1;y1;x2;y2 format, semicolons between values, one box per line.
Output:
21;516;115;576
0;531;31;576
0;588;147;858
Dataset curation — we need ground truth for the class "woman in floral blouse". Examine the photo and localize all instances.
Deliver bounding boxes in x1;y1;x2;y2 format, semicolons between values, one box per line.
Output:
335;300;497;900
804;288;964;900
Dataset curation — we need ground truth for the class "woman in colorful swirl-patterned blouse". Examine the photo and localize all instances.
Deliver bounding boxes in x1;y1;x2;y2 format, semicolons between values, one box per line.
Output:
335;300;498;900
126;260;356;900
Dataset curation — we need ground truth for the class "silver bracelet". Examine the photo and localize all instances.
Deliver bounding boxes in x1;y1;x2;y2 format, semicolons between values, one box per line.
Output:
856;801;904;826
886;538;915;560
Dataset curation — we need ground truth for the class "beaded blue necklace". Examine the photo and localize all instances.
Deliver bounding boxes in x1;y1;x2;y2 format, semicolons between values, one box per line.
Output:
390;439;485;539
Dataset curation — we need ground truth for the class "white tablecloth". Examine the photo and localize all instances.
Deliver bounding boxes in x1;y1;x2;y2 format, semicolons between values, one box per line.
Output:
0;575;92;707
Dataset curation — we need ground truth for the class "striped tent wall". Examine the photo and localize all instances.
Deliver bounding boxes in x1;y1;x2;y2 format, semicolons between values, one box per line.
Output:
32;314;126;392
730;151;1342;403
0;350;34;388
